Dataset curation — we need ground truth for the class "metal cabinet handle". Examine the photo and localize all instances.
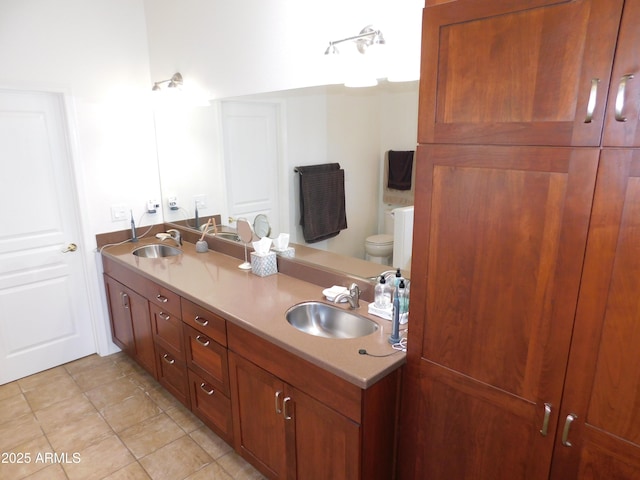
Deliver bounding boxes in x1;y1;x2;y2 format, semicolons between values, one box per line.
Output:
195;335;210;347
615;74;634;122
156;294;168;303
283;396;292;420
121;292;129;309
540;403;552;436
200;383;215;396
162;354;175;365
159;312;170;321
275;391;283;414
194;315;209;327
562;413;578;447
584;78;599;123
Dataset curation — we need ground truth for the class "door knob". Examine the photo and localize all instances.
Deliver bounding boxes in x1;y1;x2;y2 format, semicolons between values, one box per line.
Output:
62;243;77;253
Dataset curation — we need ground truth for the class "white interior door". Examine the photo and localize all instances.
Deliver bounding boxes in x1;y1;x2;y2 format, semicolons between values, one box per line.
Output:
0;90;95;384
221;101;280;235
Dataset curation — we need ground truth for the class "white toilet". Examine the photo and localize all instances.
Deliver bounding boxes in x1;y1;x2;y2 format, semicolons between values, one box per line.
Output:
365;209;395;265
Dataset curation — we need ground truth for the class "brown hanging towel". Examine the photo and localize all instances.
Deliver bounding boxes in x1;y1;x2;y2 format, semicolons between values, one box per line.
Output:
296;163;347;243
387;150;414;190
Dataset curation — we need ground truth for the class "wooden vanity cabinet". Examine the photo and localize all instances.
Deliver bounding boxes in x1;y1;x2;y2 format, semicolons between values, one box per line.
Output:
104;273;156;378
228;323;400;480
182;298;233;443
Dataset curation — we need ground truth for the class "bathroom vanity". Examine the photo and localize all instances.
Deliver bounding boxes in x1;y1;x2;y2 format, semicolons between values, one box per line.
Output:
100;236;404;479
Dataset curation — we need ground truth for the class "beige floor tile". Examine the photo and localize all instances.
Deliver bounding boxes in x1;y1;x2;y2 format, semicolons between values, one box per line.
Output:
64;353;115;376
100;389;162;433
85;375;144;411
165;403;204;433
71;360;128;392
217;452;266;480
190;426;233;460
139;435;212;480
184;461;233;480
23;463;68;480
35;393;97;431
143;384;183;411
0;434;53;480
46;411;113;453
17;366;68;392
118;413;185;459
61;434;134;480
0;392;32;424
23;373;82;411
103;461;152;480
0;413;42;452
0;381;21;401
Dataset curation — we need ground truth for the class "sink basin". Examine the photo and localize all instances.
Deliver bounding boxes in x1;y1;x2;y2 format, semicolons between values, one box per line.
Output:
132;244;182;258
286;301;378;339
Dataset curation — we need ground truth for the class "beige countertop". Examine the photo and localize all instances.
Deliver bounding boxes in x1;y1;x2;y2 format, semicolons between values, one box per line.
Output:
101;239;406;389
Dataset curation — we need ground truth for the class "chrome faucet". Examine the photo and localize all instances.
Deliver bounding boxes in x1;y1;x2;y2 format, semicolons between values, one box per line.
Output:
165;229;182;247
333;283;361;309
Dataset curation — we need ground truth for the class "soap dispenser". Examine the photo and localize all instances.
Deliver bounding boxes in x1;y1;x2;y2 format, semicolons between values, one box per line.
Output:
374;275;392;309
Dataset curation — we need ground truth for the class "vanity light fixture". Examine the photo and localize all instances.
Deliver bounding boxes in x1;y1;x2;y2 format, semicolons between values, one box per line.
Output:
324;25;386;56
151;72;183;91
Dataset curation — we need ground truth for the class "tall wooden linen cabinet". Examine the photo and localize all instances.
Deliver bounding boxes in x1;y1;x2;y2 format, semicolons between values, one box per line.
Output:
399;0;640;479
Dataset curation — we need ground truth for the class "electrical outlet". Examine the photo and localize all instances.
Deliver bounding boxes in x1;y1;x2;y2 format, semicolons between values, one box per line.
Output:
193;194;207;210
167;196;178;210
110;204;128;222
147;199;160;214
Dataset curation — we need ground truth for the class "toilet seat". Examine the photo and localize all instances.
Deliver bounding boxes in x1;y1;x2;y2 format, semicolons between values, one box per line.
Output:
365;234;394;246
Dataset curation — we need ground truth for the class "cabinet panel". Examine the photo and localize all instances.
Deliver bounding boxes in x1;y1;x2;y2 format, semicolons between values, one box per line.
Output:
549;149;640;479
155;345;189;408
188;369;232;443
229;352;287;479
403;145;599;479
129;288;156;377
184;324;229;396
150;303;183;354
288;385;360;480
104;275;135;354
144;281;181;318
418;0;623;146
182;298;227;347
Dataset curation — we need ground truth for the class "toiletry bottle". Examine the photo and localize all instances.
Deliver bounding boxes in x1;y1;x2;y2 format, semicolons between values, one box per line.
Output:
394;267;404;287
374;275;392;309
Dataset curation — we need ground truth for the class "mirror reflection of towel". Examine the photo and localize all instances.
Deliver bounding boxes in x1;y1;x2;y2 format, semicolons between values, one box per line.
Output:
387;150;414;190
297;163;348;243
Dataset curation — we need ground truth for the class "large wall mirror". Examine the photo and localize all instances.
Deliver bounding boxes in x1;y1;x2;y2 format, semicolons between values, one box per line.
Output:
154;80;418;279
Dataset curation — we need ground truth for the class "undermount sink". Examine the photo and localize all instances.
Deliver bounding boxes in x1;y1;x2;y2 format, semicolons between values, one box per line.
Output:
286;301;378;339
132;244;182;258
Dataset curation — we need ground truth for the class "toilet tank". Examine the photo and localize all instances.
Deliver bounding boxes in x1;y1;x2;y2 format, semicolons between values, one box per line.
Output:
392;206;414;271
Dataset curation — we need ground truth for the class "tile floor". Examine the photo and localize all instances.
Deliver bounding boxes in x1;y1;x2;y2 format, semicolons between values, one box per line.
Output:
0;353;265;480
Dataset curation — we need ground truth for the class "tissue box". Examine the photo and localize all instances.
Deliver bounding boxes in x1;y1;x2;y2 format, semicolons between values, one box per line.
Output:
250;251;278;277
274;247;295;258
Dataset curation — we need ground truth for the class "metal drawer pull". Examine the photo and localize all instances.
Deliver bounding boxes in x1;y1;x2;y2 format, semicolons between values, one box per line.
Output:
615;74;634;122
584;78;599;123
156;294;168;303
121;292;129;309
200;383;215;395
194;315;209;327
283;396;292;420
159;312;170;321
162;354;175;365
275;391;283;414
561;413;578;447
540;403;552;436
195;335;210;347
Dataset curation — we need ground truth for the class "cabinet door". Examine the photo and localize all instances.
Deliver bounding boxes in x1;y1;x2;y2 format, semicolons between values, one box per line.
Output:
229;352;287;479
403;145;599;479
603;0;640;146
418;0;623;146
549;149;640;479
287;386;360;480
128;287;156;377
104;275;135;354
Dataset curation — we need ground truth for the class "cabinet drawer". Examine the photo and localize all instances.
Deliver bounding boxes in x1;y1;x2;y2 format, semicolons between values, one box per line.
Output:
156;345;190;408
145;281;181;318
181;298;227;347
150;303;183;355
184;324;229;396
188;370;233;443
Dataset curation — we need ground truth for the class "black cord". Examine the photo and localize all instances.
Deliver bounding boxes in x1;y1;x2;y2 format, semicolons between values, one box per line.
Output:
358;348;402;357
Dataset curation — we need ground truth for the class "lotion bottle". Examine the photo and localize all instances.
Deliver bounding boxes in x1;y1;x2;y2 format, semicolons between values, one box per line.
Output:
374;275;392;309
